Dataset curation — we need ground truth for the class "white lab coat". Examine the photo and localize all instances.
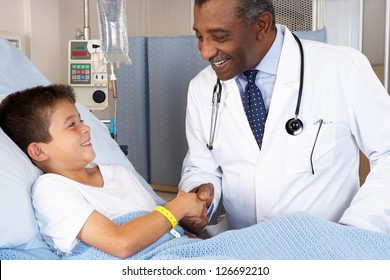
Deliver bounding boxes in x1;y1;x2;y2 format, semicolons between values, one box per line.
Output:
179;26;390;233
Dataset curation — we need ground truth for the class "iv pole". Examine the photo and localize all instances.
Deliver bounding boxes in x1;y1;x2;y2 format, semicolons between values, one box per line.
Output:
83;0;91;40
80;0;119;140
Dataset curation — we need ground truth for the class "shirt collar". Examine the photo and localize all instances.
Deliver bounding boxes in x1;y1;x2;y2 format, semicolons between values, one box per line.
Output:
255;24;284;76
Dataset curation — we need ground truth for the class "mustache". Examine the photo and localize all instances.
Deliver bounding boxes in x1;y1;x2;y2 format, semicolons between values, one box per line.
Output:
209;54;232;63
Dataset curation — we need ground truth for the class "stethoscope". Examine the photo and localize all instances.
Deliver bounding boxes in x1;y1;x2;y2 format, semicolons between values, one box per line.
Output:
207;33;305;150
206;78;222;150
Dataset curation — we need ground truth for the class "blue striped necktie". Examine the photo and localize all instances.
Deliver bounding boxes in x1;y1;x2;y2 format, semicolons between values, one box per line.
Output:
242;70;267;148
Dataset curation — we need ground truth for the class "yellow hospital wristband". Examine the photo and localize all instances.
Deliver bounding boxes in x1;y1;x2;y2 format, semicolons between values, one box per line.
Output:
154;206;178;228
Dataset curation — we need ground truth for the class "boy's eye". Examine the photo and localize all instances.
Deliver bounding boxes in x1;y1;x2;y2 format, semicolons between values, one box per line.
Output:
68;119;84;128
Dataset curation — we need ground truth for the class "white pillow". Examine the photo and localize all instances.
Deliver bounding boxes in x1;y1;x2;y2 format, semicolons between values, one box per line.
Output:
0;129;49;249
0;37;49;102
0;36;51;250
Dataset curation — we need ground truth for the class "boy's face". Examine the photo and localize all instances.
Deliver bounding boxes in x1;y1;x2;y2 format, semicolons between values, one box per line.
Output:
42;100;96;173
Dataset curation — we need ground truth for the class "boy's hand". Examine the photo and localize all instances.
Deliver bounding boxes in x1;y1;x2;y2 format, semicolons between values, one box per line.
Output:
179;183;214;235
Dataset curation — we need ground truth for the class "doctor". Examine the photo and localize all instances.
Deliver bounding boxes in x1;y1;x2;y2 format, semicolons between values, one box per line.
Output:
179;0;390;235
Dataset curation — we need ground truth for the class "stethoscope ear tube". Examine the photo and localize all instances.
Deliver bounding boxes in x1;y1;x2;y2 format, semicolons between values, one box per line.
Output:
207;78;222;150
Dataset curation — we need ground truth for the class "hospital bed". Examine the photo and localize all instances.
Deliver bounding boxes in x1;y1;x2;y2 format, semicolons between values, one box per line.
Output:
2;31;390;260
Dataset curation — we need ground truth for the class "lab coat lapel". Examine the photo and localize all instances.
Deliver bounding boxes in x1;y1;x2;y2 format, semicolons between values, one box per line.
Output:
217;28;302;155
261;29;302;150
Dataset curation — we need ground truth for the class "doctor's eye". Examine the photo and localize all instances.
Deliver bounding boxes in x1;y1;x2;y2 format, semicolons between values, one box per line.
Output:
213;34;229;43
195;34;203;42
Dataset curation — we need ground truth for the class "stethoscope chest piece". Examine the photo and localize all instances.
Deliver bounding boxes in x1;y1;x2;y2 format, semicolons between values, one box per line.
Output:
285;117;303;136
285;33;305;136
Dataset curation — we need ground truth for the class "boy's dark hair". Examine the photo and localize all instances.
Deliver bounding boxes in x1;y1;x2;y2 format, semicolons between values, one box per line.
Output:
0;84;76;155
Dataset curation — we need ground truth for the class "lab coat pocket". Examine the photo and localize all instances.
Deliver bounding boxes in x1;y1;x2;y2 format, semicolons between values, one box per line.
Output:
286;121;336;174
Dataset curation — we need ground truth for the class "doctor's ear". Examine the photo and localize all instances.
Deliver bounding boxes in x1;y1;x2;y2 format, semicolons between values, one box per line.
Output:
27;142;48;162
256;12;274;38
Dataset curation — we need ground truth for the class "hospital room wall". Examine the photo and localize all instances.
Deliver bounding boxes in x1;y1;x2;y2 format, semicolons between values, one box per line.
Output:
0;0;62;83
0;0;195;85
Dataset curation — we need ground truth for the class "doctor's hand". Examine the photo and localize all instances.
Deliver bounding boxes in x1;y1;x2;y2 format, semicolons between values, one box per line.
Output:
179;183;214;235
194;183;214;208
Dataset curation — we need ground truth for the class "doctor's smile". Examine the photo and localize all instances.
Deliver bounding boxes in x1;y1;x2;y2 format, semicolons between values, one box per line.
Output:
210;55;232;73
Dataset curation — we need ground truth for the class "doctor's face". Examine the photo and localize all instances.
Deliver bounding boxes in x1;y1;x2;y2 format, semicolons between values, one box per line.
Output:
193;0;273;81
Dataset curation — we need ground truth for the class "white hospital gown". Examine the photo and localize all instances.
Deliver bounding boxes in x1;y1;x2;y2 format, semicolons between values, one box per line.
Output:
31;164;157;256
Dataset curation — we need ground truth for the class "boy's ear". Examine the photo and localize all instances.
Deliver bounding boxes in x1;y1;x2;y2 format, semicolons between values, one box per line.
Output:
27;142;49;162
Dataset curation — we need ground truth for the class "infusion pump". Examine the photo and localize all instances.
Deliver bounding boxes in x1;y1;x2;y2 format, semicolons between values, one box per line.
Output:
68;40;108;111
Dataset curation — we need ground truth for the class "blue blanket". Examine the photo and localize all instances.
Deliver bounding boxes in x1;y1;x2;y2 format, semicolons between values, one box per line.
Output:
62;211;390;260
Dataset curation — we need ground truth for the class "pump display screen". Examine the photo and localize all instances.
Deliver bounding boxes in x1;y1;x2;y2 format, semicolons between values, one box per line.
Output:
70;41;91;60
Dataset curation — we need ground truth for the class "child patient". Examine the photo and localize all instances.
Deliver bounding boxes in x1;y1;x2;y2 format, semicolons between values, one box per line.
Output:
0;84;205;258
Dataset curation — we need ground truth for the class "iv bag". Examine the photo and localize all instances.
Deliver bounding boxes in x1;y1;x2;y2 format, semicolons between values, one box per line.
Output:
97;0;131;65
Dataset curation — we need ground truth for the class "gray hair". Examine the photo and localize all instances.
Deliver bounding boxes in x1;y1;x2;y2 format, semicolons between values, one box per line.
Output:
194;0;275;26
